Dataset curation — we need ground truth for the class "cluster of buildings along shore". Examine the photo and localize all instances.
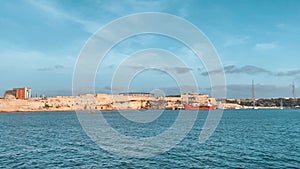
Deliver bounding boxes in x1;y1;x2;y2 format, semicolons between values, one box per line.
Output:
0;87;244;112
1;87;298;112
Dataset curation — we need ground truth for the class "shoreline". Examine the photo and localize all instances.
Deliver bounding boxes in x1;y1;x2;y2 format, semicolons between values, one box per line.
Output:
1;94;296;113
0;93;217;112
0;106;291;113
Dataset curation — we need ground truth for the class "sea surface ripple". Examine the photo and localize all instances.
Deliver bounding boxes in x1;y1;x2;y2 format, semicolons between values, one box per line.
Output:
0;109;299;168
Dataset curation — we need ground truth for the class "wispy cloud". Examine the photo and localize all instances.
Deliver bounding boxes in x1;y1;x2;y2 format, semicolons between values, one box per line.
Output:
127;64;193;74
0;49;74;73
98;0;167;16
201;65;271;76
275;23;299;32
226;84;298;99
54;65;64;69
171;67;192;74
254;41;278;50
225;65;271;75
37;65;65;72
26;0;100;33
201;65;300;78
37;67;53;72
224;35;250;47
276;70;300;77
177;4;190;18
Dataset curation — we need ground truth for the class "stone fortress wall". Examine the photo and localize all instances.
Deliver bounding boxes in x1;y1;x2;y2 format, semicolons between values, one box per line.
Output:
0;93;223;112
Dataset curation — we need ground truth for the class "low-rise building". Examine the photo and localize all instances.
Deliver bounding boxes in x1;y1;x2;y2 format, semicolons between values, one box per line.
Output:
4;87;32;99
181;93;216;105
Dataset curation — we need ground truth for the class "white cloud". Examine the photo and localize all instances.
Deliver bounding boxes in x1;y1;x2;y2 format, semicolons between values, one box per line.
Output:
276;23;286;29
26;0;101;34
275;23;298;32
178;4;190;18
224;35;250;47
26;0;169;35
254;41;278;50
0;49;75;72
97;0;167;16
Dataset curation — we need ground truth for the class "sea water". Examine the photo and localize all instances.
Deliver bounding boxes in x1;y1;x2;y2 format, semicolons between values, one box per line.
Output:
0;109;299;168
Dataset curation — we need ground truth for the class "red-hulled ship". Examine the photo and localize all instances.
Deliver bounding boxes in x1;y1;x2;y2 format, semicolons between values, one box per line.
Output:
184;102;215;110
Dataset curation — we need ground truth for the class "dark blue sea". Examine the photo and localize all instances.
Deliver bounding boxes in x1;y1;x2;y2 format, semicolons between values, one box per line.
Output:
0;109;299;168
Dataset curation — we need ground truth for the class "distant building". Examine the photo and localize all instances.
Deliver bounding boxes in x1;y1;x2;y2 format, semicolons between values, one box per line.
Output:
119;92;153;97
181;93;216;105
4;87;32;99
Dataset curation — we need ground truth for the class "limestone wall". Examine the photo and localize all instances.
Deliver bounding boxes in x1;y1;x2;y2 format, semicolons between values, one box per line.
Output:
0;93;219;112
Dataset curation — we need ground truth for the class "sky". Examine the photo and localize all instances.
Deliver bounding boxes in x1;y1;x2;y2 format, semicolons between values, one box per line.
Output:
0;0;300;99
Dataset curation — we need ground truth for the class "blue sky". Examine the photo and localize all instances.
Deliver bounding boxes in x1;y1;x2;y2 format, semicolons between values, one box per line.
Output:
1;0;300;98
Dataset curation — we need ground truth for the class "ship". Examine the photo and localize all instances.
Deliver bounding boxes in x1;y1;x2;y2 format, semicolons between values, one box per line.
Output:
184;102;215;110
